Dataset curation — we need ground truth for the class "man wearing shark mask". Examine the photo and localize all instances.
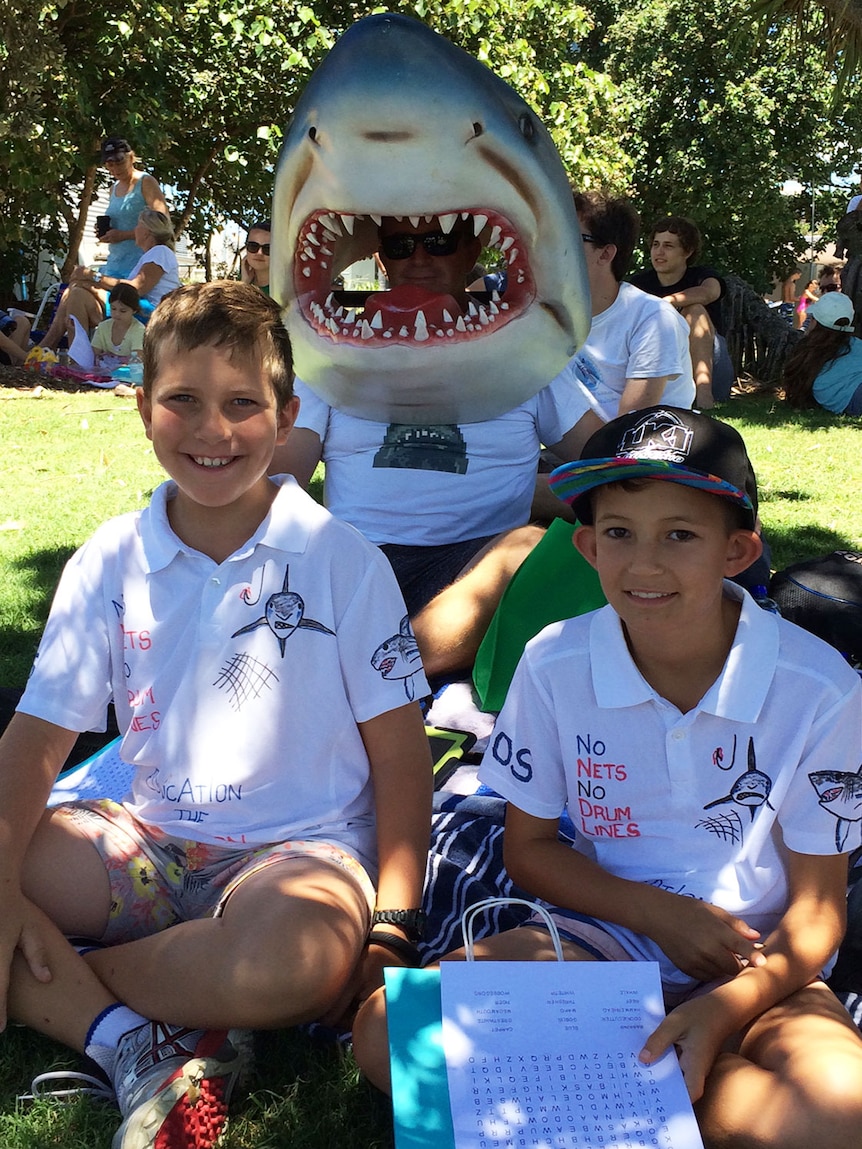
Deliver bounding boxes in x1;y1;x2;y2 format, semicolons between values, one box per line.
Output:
272;213;595;619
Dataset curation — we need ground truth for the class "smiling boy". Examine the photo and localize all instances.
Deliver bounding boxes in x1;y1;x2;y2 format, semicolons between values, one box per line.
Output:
354;405;862;1149
0;282;432;1149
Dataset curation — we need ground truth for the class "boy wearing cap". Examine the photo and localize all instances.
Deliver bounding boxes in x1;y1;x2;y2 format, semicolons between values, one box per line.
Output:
353;405;862;1148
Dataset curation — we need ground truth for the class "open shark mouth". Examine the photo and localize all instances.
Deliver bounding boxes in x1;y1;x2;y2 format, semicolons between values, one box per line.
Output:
294;208;533;348
272;12;589;424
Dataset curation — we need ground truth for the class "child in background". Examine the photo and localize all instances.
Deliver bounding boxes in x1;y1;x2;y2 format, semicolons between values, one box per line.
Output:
0;281;432;1149
90;282;146;371
353;405;862;1149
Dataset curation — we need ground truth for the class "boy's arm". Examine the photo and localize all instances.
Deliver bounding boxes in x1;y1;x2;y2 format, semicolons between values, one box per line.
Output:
664;275;722;311
504;804;763;981
0;712;79;1028
325;701;432;1027
617;375;670;415
640;848;849;1100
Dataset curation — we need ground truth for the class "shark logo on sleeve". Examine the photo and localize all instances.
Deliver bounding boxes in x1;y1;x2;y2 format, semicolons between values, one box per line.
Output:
231;564;334;657
371;615;423;700
809;765;862;851
703;737;773;825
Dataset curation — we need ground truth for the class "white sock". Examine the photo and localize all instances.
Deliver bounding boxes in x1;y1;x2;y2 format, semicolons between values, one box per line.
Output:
84;1004;149;1077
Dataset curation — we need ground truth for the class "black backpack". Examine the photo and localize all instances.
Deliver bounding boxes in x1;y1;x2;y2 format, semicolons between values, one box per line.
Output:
769;551;862;660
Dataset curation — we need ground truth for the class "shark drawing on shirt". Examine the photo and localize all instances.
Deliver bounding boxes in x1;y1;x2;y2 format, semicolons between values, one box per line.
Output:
371;615;422;700
703;737;774;824
809;764;862;851
232;564;334;657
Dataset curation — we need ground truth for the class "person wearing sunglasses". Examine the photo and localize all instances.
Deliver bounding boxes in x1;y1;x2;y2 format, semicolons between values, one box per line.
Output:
98;137;168;279
241;219;272;296
273;211;593;658
373;215;481;316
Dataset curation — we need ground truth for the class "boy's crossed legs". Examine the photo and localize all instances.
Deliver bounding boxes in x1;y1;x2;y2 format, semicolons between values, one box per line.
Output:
353;922;862;1149
13;802;372;1146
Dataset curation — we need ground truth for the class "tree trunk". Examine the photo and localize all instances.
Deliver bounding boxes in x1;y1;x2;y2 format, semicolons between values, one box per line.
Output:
60;163;99;281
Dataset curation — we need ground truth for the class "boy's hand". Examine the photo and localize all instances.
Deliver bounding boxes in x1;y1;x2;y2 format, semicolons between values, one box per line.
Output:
0;892;52;1032
646;891;765;981
639;994;733;1102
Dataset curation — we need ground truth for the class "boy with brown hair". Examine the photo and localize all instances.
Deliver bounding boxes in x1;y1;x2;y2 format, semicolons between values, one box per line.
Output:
0;281;432;1149
354;406;862;1149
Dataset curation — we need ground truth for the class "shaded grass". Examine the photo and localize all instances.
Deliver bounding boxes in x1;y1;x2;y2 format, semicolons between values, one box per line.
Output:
0;1026;393;1149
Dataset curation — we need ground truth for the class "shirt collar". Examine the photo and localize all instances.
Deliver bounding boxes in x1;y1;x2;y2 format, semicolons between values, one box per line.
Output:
589;582;779;720
139;474;318;571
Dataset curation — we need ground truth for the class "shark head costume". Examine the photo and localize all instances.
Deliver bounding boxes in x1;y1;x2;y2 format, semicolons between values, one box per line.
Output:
272;12;590;425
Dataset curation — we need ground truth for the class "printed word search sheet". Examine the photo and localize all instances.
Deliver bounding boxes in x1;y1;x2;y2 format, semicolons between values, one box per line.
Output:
440;960;703;1149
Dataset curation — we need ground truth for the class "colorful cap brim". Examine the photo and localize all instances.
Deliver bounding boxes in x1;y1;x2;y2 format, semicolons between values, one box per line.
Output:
549;456;755;515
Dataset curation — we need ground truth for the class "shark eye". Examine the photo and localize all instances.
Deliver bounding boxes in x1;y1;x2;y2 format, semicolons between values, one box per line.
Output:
472;121;483;137
308;126;318;142
518;113;536;142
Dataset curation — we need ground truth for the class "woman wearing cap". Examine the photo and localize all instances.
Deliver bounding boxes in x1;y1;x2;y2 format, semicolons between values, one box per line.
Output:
98;137;167;279
783;293;862;414
40;210;180;348
240;219;272;295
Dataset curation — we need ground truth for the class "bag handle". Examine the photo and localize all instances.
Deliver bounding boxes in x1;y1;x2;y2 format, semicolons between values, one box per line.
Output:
461;897;564;963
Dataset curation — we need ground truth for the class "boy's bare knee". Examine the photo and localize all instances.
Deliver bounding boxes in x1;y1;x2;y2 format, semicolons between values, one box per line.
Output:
352;987;392;1093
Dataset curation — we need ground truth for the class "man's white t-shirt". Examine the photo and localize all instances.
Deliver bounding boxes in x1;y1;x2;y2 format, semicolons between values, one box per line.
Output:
555;281;695;419
293;374;590;547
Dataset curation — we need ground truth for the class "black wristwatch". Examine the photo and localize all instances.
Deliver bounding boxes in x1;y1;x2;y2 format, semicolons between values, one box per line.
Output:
371;908;427;941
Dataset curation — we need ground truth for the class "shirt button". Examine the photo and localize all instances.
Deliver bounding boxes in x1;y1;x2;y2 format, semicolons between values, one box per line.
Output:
211;576;220;586
671;730;686;740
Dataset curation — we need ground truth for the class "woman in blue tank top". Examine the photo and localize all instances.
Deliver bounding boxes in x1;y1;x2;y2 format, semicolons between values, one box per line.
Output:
98;137;167;278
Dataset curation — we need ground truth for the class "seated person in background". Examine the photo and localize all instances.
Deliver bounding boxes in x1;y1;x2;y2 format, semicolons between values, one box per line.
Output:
353;406;862;1149
0;308;32;365
240;219;272;295
271;213;595;630
90;282;146;370
40;210;180;348
0;281;432;1149
783;292;862;415
630;215;727;409
549;192;694;459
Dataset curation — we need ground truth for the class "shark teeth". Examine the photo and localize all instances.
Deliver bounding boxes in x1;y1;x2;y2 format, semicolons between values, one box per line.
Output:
294;207;532;345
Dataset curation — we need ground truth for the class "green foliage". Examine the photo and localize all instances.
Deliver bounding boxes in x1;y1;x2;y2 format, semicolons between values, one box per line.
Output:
0;0;631;293
390;0;634;190
585;0;862;288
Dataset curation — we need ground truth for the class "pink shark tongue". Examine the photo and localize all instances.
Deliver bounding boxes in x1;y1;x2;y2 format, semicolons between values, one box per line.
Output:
363;284;461;330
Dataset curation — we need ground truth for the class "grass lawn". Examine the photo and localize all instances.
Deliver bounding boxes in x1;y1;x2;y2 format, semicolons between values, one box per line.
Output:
0;380;859;1146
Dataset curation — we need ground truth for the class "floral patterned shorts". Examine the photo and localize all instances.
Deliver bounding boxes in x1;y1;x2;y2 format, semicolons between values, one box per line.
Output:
53;799;375;946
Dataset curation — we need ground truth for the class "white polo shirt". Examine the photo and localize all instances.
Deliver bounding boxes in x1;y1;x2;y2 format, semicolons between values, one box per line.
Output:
20;477;427;866
479;584;862;940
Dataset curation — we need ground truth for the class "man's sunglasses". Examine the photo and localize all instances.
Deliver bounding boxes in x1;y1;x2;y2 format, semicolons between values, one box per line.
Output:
379;230;462;260
246;241;270;255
